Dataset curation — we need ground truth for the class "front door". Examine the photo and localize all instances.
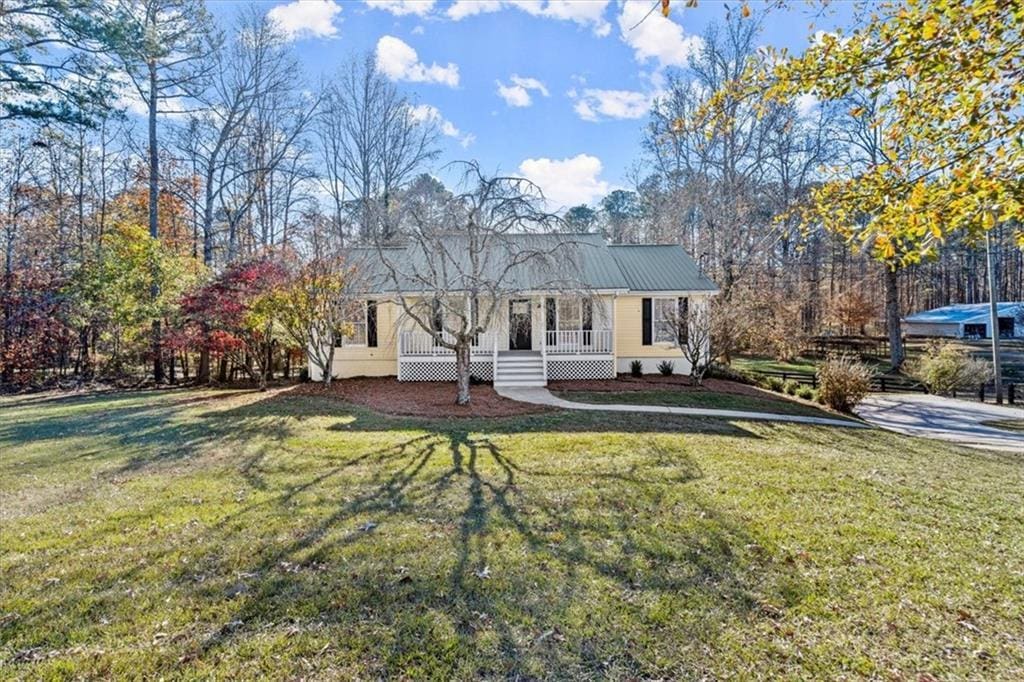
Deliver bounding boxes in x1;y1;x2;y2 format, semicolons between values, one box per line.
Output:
509;299;532;350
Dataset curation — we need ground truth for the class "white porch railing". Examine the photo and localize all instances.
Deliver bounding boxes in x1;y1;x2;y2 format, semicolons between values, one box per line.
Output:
545;329;612;354
399;330;497;356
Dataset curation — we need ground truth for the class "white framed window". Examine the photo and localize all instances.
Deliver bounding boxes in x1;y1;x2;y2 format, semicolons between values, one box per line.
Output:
557;297;582;330
337;301;367;347
653;297;678;344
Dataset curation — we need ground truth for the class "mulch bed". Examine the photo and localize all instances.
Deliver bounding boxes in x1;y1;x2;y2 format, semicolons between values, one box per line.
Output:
550;374;771;398
291;377;550;418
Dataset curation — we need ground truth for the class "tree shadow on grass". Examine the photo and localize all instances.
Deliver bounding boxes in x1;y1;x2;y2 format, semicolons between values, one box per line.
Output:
5;390;808;678
143;395;802;678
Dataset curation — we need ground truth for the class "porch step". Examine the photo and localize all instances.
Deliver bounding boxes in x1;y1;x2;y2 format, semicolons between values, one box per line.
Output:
494;351;546;388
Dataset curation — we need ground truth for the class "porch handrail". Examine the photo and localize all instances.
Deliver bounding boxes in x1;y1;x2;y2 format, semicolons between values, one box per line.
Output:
545;329;612;354
541;328;548;381
492;334;498;380
399;330;497;356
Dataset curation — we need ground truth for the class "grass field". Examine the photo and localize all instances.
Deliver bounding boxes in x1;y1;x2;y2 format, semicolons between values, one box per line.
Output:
732;356;821;375
2;387;1023;679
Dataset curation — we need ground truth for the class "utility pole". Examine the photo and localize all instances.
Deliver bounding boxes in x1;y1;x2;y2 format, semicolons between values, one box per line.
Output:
985;229;1003;404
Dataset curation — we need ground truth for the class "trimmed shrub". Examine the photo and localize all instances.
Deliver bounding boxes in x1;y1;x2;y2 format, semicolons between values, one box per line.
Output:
657;360;675;376
906;340;993;395
816;354;873;412
783;379;800;395
766;376;785;392
298;367;310;382
796;385;815;401
630;359;643;377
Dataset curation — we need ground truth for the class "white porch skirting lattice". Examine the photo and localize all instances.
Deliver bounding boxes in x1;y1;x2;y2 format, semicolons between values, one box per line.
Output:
397;356;615;382
398;359;495;382
545;357;616;381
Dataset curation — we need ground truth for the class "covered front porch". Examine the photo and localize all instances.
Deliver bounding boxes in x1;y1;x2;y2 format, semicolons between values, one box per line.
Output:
396;295;616;384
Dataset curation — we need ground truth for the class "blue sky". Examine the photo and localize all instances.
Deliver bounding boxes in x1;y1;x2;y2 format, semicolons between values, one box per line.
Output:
208;0;855;210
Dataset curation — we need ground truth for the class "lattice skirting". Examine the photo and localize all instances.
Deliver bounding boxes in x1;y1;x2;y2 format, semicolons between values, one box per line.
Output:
546;358;615;381
398;360;494;382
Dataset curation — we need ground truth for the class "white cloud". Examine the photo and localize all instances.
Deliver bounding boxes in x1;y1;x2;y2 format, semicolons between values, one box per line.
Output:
517;153;610;208
795;92;819;118
570;88;651;121
411;24;425;34
408;103;475;147
364;0;436;16
447;0;502;20
496;74;549;107
267;0;342;41
375;35;459;87
448;0;611;36
617;0;702;69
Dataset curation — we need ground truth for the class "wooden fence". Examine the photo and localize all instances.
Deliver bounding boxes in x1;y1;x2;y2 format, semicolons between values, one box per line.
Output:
752;369;1018;404
754;369;927;393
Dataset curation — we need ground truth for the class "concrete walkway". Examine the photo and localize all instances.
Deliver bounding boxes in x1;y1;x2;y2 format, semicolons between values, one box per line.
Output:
855;393;1024;453
496;386;868;428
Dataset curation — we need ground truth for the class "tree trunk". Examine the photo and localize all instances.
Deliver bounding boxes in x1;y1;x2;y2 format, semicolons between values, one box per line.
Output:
455;342;471;405
322;340;335;386
884;266;905;370
265;340;274;382
197;346;210;384
217;355;228;382
78;325;92;381
148;60;164;384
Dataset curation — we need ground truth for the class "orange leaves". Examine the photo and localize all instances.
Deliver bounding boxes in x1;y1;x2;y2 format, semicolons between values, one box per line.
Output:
661;0;670;18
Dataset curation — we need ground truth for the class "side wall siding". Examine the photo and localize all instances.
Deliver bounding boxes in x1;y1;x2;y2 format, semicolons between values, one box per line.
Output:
309;301;400;381
614;295;709;375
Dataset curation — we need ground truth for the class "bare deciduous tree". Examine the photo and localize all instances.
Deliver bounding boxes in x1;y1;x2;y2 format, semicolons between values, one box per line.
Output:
374;162;576;405
315;54;439;243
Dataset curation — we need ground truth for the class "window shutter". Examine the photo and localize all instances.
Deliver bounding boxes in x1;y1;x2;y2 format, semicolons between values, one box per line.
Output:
366;300;377;347
582;299;593;331
545;297;556;332
677;297;688;345
641;297;652;346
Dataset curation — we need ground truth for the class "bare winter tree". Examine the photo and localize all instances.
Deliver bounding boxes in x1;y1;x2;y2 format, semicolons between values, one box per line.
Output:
374;162;578;405
171;8;302;381
654;296;715;385
315;54;439;243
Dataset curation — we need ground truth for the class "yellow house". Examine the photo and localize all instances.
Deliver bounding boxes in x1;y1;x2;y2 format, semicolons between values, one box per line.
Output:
309;234;718;386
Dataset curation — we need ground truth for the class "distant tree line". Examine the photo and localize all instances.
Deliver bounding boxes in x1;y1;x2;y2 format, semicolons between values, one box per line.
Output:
1;0;1021;389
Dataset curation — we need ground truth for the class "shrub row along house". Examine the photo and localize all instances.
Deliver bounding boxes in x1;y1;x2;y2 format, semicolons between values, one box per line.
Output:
309;233;717;391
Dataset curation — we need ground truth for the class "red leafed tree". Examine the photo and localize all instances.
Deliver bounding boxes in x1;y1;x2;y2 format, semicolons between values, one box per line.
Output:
178;258;288;390
1;268;72;384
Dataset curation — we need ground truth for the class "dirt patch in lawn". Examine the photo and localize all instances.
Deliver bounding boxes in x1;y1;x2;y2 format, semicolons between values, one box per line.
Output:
550;374;768;398
292;377;550;418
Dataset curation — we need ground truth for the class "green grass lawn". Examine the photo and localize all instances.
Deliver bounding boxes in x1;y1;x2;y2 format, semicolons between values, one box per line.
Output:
732;356;820;374
2;388;1023;679
552;387;837;419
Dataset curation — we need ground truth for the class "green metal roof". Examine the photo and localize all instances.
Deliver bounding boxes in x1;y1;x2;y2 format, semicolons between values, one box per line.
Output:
346;234;717;295
608;244;719;292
